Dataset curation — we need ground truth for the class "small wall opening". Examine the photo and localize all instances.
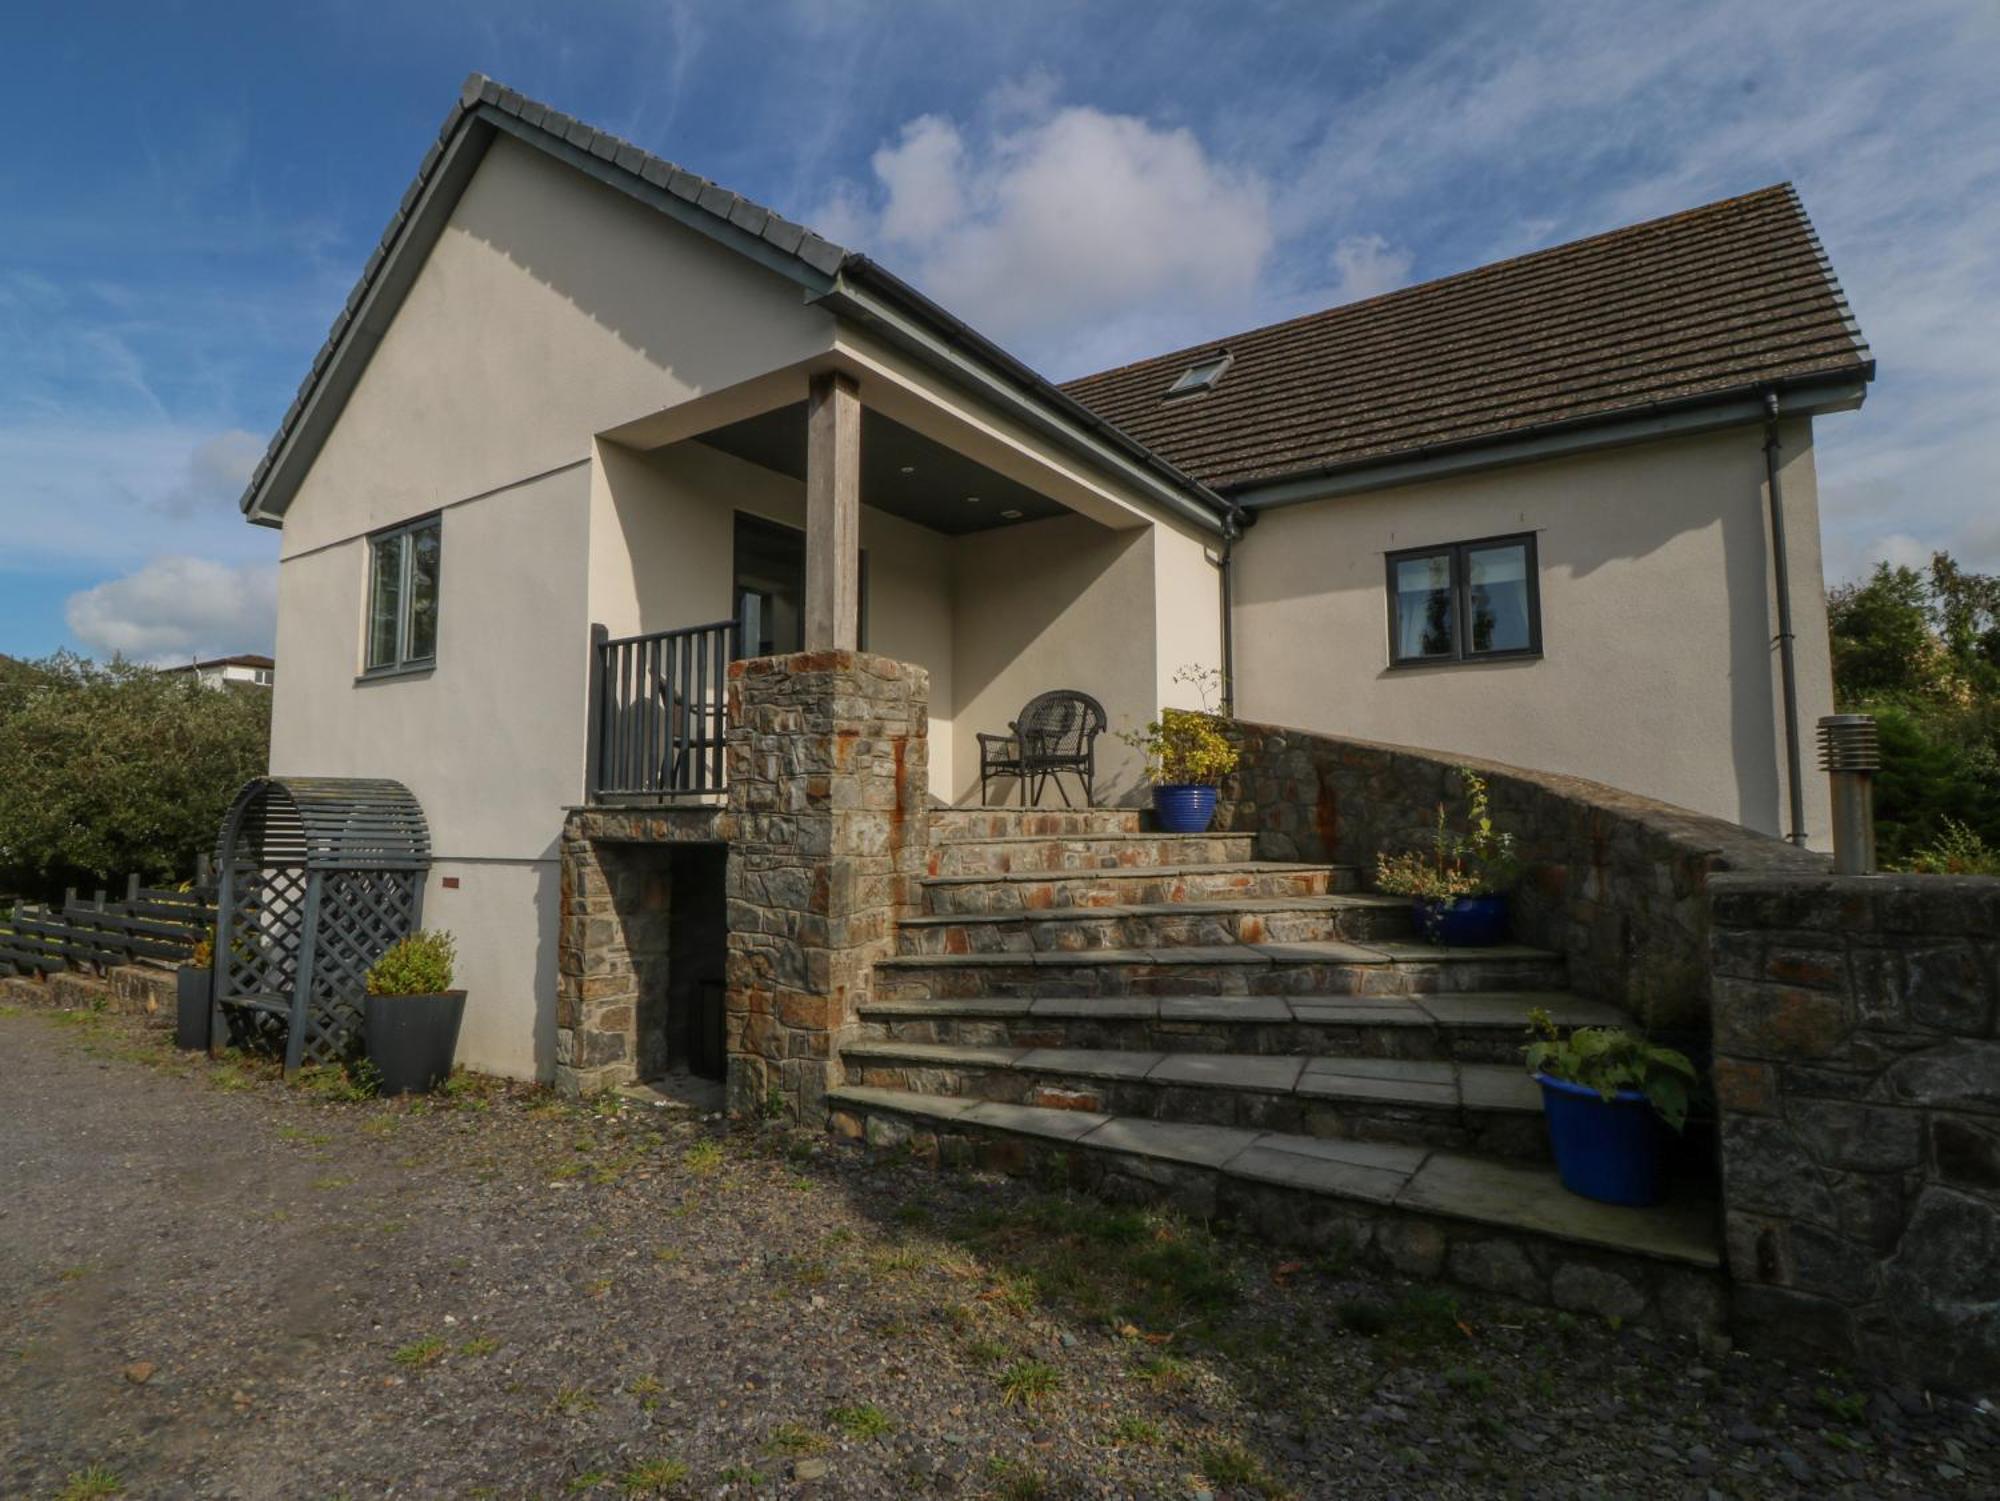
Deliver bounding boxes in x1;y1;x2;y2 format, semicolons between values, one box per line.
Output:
558;808;731;1097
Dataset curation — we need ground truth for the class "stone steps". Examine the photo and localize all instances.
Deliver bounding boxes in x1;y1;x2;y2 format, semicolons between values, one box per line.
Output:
872;941;1570;1002
930;808;1144;841
919;861;1361;914
853;989;1620;1065
825;1085;1726;1336
928;832;1258;878
840;1040;1552;1160
895;894;1412;957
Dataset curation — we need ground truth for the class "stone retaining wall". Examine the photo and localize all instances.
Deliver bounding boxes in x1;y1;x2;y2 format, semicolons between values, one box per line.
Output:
723;652;929;1120
1222;725;1824;1031
1711;871;2000;1390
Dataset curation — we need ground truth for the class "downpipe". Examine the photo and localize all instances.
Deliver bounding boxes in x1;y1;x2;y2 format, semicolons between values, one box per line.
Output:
1213;504;1253;715
1763;392;1808;846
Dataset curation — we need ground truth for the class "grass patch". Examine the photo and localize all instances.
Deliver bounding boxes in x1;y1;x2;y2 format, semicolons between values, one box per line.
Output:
1444;1364;1494;1399
828;1401;892;1439
1197;1439;1286;1498
998;1359;1062;1407
551;1384;598;1416
763;1422;829;1457
947;1192;1238;1335
391;1336;448;1368
619;1457;689;1495
983;1457;1047;1500
56;1467;123;1500
683;1139;725;1175
458;1336;500;1357
1111;1413;1162;1445
1130;1352;1191;1390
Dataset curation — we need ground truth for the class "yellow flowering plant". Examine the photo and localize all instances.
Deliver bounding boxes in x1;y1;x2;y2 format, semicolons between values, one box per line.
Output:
1118;666;1240;787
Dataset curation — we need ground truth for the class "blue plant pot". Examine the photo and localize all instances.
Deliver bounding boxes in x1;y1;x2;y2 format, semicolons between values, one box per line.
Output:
1153;784;1219;834
1537;1074;1666;1207
1411;893;1509;946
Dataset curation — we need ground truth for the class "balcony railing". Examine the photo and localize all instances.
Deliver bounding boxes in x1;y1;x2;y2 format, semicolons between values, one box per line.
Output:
588;619;739;800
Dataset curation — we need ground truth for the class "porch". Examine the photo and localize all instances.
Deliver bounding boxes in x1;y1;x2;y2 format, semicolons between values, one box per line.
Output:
579;359;1225;810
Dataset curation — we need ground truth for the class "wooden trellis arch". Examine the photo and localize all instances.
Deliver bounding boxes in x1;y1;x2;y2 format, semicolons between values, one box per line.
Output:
210;777;431;1076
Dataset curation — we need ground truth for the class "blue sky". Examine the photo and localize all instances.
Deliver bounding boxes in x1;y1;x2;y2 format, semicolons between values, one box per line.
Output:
4;0;1996;661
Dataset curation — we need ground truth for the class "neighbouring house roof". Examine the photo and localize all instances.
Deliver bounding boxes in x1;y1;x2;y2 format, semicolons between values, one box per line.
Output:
239;74;1230;534
175;655;276;673
1059;184;1873;497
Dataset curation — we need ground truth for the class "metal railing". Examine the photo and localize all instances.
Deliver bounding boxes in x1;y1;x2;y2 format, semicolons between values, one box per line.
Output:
588;619;739;800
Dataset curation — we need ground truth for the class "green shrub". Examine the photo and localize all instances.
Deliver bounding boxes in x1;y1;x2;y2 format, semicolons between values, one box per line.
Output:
1375;767;1520;901
366;930;457;996
1523;1007;1695;1131
1902;818;2000;875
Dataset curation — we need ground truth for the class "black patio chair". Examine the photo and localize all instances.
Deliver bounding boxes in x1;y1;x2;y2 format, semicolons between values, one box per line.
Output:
977;689;1107;807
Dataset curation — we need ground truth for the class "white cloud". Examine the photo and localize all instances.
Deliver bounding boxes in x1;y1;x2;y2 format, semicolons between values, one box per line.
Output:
65;556;277;663
158;428;263;518
1326;234;1413;304
817;88;1273;372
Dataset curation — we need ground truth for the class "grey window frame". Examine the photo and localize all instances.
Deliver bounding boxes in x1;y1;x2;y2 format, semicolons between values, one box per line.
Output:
1164;350;1232;399
1384;531;1542;667
362;512;442;677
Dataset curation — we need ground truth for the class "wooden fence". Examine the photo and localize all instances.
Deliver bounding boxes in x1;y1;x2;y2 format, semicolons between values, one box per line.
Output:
0;864;215;978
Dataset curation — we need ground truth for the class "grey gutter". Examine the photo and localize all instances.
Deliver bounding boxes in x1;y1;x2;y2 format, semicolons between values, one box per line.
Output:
1226;373;1871;511
821;259;1230;535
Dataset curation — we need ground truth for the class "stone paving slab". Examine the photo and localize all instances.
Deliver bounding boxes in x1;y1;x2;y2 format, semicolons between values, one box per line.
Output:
1158;994;1292;1023
1149;1053;1306;1092
963;1099;1111;1140
1394;1152;1721;1266
898;895;1398;926
863;997;1036;1019
1228;1140;1422;1204
1249;940;1395;963
1415;991;1623;1027
1015;1047;1165;1080
1298;1059;1458;1107
920;860;1353;886
1079;1116;1263;1169
845;1041;1026;1068
1027;996;1160;1020
826;1084;1721;1269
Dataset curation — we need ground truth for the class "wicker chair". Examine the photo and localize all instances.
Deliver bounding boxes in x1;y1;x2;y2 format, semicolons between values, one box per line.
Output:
977;690;1108;807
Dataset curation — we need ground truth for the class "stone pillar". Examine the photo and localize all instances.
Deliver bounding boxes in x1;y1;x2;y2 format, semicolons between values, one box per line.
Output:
1711;870;2000;1390
723;650;929;1120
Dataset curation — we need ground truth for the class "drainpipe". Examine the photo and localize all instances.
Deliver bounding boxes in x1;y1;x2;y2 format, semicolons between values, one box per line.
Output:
1762;391;1808;846
1215;503;1252;716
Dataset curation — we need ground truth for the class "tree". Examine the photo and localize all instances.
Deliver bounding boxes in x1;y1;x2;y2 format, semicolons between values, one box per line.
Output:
0;653;271;900
1826;552;2000;863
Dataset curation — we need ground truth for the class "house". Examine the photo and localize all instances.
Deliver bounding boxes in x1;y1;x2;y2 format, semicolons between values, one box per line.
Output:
239;79;1883;1326
170;653;275;690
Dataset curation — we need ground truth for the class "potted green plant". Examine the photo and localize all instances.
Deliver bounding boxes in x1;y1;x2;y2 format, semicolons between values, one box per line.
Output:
1119;666;1240;833
176;931;214;1052
1524;1007;1695;1206
363;930;465;1096
1374;768;1520;945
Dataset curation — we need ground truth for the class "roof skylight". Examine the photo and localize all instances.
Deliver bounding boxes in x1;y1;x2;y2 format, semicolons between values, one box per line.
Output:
1165;351;1232;398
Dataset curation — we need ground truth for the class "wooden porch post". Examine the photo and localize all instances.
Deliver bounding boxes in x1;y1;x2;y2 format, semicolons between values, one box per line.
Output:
804;370;861;651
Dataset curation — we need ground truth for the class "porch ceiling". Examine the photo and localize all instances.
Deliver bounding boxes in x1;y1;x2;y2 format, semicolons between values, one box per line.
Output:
695;403;1070;536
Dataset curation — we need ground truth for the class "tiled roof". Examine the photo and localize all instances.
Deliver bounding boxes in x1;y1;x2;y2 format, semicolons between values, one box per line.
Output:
1060;185;1872;494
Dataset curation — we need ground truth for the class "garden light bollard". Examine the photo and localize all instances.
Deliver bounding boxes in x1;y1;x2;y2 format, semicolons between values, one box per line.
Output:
1817;713;1879;876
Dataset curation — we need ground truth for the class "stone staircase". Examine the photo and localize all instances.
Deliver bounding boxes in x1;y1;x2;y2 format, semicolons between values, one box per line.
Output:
827;807;1726;1335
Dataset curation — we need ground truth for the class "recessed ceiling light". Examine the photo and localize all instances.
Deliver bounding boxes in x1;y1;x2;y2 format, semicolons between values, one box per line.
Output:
965;495;981;504
1000;508;1023;520
900;465;916;475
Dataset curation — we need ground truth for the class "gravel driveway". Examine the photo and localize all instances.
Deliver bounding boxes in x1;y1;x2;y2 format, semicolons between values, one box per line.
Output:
1;1001;1992;1500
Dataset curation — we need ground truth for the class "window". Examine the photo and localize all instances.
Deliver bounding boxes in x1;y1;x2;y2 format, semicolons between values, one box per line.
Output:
731;512;866;657
1386;533;1540;666
365;515;441;673
1165;351;1232;398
